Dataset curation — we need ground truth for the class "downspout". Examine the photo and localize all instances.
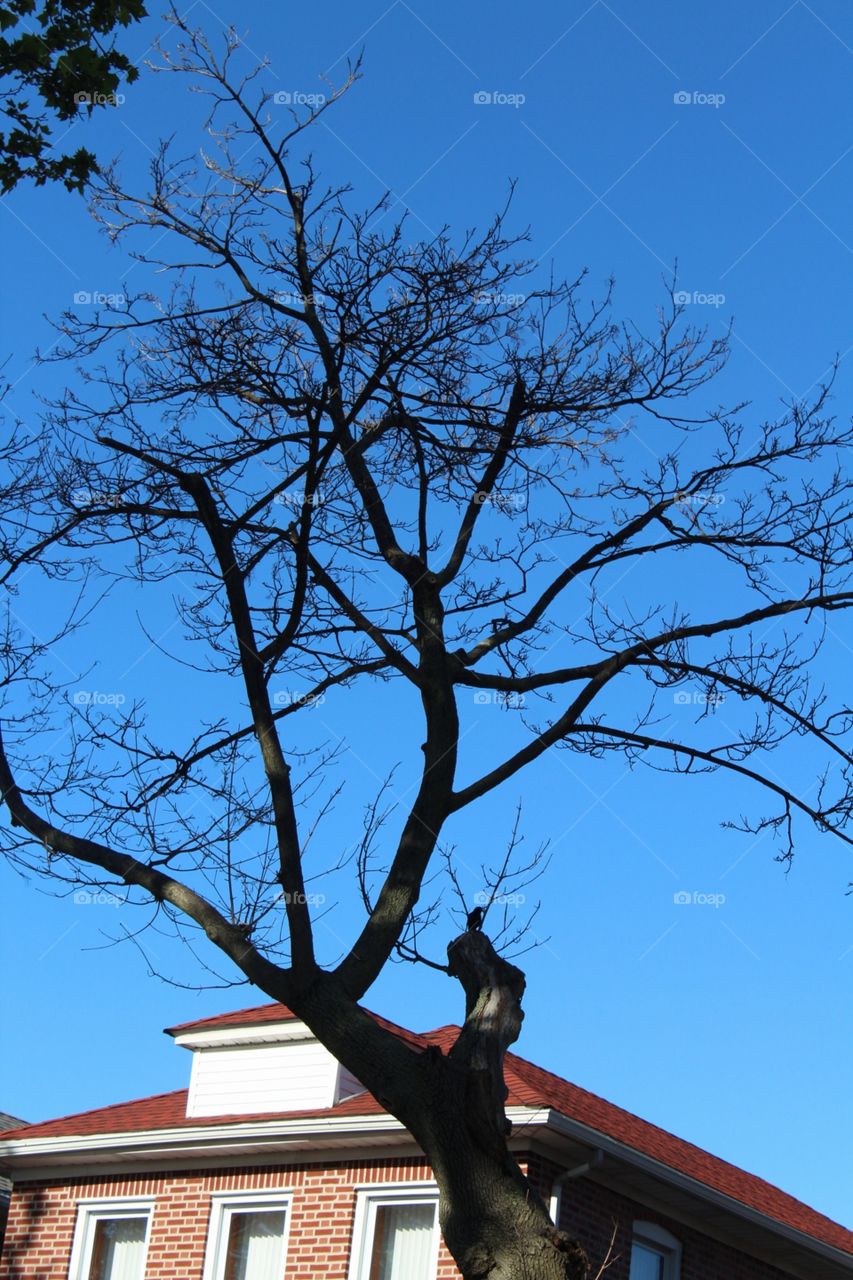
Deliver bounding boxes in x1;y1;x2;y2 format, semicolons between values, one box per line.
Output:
549;1148;605;1226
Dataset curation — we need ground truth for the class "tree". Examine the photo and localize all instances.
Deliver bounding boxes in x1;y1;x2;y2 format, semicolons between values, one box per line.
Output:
0;0;146;192
1;16;852;1280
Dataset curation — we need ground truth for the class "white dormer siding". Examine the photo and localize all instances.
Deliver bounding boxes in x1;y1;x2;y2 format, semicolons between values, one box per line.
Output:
173;1020;365;1118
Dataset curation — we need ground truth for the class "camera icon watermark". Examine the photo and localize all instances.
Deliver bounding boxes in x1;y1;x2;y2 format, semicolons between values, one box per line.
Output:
74;889;122;907
472;689;526;709
474;890;526;907
270;289;329;308
673;689;726;707
73;290;126;307
272;689;325;708
272;290;305;307
474;291;527;306
673;90;725;108
73;690;127;707
273;90;326;107
674;889;726;907
674;489;726;509
473;90;526;108
273;489;324;509
673;289;726;308
74;90;125;108
473;488;527;513
70;486;123;508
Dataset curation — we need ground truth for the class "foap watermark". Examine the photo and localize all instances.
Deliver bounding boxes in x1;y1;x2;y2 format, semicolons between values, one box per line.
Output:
280;889;326;906
675;489;725;509
74;90;125;108
674;889;726;908
673;690;725;708
271;289;329;307
70;487;123;508
74;889;122;907
73;690;126;707
673;90;725;108
273;489;324;510
474;290;526;306
472;689;525;710
473;488;527;513
674;289;726;308
473;90;526;108
272;689;325;708
73;290;126;307
474;890;526;907
273;89;326;107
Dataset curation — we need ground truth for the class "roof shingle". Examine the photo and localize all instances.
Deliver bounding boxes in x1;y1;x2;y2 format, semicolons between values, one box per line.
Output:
3;1002;850;1259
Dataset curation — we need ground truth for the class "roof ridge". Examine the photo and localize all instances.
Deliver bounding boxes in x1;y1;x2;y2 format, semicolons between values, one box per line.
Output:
165;1001;298;1035
166;1001;440;1044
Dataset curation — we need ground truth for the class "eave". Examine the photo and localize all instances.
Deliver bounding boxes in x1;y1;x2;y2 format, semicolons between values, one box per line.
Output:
536;1109;853;1280
1;1104;850;1280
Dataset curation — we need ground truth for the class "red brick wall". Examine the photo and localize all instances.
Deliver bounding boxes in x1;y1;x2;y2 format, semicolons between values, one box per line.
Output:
0;1158;461;1280
526;1153;799;1280
1;1153;806;1279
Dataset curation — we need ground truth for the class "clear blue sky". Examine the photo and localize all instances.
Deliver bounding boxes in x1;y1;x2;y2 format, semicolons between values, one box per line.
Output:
1;0;852;1232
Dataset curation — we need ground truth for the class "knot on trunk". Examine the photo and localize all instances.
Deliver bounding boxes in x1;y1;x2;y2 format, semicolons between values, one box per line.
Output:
459;1229;590;1280
550;1228;591;1280
447;928;526;1026
447;930;526;1155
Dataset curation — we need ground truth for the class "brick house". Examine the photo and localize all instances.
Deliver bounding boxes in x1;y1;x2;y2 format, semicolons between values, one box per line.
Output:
0;1114;27;1257
0;1002;849;1280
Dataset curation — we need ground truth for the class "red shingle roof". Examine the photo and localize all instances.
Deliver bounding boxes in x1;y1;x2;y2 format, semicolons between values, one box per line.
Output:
0;1086;388;1140
501;1050;853;1257
166;1002;303;1035
3;1003;850;1259
165;1001;429;1052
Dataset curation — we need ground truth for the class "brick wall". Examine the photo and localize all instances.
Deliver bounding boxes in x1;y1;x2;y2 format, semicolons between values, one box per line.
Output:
526;1152;798;1280
0;1158;463;1280
1;1153;804;1279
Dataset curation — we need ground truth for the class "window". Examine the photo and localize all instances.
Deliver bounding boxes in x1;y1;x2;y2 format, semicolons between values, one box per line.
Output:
629;1241;667;1280
203;1192;291;1280
348;1186;439;1280
68;1199;153;1280
629;1222;681;1280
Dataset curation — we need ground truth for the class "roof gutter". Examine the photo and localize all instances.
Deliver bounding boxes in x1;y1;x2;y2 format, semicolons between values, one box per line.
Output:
0;1106;550;1171
548;1148;605;1224
1;1102;849;1272
544;1109;853;1273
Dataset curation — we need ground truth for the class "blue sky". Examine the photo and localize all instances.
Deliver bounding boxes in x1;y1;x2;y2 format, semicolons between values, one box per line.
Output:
1;0;852;1232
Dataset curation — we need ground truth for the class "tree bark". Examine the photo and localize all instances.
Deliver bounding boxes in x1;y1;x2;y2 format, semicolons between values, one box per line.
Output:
401;930;591;1279
422;1117;589;1280
417;930;589;1279
279;936;590;1279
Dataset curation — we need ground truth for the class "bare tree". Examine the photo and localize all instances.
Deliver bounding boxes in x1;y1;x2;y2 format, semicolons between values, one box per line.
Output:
1;17;852;1280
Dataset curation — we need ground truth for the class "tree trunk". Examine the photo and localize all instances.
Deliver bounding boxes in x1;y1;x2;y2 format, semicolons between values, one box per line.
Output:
413;930;589;1279
422;1115;589;1280
280;934;590;1279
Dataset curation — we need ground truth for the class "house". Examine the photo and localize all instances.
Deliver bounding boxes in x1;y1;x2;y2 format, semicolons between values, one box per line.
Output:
0;1114;26;1258
0;1002;850;1280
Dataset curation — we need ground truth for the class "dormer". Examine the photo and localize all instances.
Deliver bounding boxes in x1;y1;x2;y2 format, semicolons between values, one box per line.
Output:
167;1005;364;1119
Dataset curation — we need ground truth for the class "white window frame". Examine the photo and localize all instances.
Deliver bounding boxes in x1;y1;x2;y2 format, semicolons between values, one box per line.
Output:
629;1221;682;1280
346;1182;440;1280
67;1196;154;1280
201;1189;292;1280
